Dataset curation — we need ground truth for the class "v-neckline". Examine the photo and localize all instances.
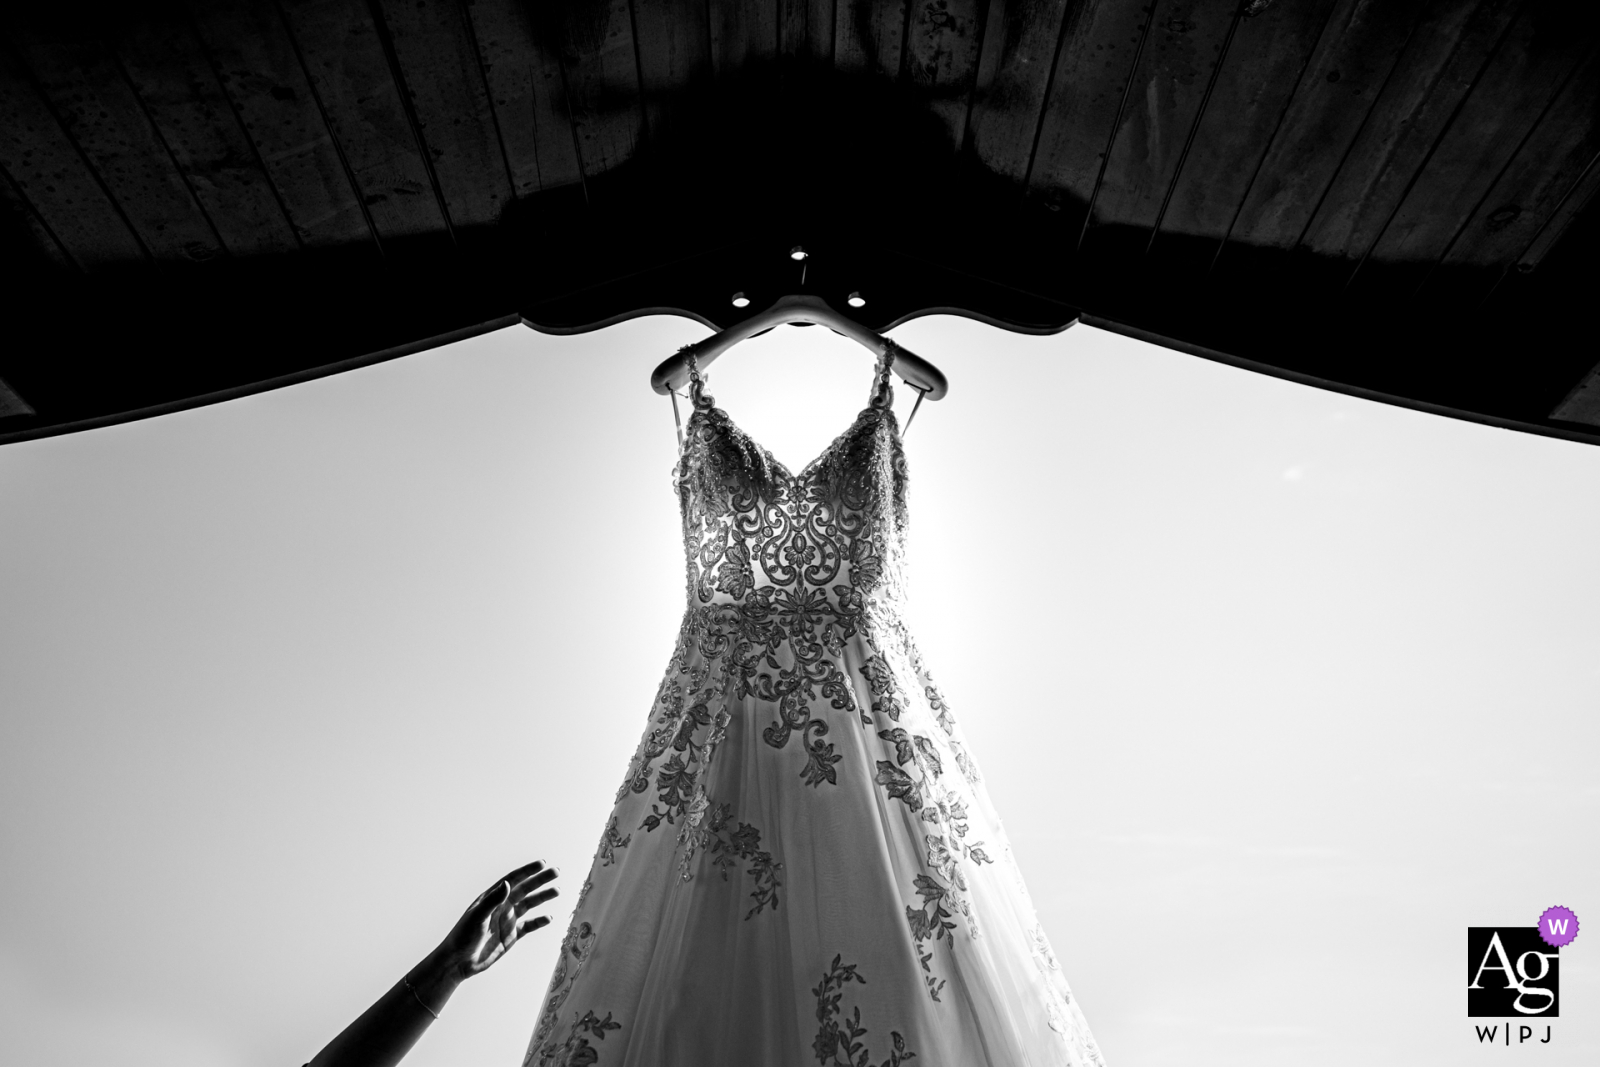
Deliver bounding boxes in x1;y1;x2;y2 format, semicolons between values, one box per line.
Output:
697;403;889;483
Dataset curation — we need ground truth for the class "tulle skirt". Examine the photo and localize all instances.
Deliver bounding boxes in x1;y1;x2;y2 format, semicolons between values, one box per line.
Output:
525;603;1104;1067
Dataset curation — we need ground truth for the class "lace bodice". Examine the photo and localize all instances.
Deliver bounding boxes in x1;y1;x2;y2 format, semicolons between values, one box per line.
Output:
673;347;910;632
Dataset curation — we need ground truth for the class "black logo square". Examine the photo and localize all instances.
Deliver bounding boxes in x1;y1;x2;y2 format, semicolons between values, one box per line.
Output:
1468;927;1559;1017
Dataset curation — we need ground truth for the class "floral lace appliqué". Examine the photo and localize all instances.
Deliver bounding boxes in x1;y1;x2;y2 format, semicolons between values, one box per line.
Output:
535;1009;621;1067
812;955;918;1067
527;921;598;1065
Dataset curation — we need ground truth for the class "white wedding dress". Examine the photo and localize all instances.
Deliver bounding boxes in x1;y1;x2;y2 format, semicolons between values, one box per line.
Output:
525;349;1104;1067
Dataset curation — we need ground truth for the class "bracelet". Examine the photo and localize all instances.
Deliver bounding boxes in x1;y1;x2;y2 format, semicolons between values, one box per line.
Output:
404;976;440;1020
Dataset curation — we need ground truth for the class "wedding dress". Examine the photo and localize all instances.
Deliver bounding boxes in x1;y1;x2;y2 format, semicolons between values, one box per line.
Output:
525;347;1104;1067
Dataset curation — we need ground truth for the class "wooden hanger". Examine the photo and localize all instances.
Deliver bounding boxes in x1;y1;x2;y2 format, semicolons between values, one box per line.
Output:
649;293;949;402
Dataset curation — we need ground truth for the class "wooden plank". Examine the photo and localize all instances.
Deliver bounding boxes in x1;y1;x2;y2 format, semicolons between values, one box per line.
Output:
709;0;777;75
277;0;447;239
1369;13;1597;267
963;0;1068;182
834;0;908;78
1296;0;1520;259
186;0;371;248
378;0;512;228
463;0;583;196
8;25;224;261
1222;0;1433;251
1086;0;1243;230
1440;48;1600;273
778;0;835;60
1153;0;1341;239
113;13;300;256
902;0;986;148
1515;146;1600;272
0;41;145;267
809;0;836;61
553;1;644;181
633;0;713;143
0;165;74;271
1026;0;1147;203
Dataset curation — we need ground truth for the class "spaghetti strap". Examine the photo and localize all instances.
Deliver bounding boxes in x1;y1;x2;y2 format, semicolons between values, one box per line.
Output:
868;341;897;410
683;347;715;412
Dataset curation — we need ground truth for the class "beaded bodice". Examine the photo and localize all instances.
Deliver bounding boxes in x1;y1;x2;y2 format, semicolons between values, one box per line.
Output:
673;347;909;634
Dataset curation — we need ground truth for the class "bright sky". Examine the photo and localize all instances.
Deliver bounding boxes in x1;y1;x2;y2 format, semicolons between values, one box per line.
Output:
1;317;1596;1067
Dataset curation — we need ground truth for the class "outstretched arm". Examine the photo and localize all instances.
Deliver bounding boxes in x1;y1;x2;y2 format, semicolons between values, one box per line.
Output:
308;860;559;1067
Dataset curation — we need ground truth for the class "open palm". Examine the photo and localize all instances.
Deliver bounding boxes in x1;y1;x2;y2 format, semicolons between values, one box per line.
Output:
437;860;560;978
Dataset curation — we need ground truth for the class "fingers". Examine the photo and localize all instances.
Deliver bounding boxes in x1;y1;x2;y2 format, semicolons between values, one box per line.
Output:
498;859;547;890
508;866;559;904
511;886;560;927
509;863;557;891
516;913;551;936
524;886;560;909
470;861;557;929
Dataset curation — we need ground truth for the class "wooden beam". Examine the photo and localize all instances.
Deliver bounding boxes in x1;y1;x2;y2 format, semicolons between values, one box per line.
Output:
556;1;645;181
1221;0;1432;253
1430;46;1600;288
709;0;778;75
1149;0;1339;242
777;0;835;60
963;0;1069;183
0;38;146;267
834;0;907;78
377;0;514;229
464;0;584;197
1511;146;1600;276
1085;0;1243;234
276;0;448;240
901;0;985;149
364;0;459;242
632;0;714;145
1141;2;1248;253
1364;15;1597;274
0;163;74;270
10;25;225;261
1028;0;1154;219
1297;0;1519;261
115;13;301;256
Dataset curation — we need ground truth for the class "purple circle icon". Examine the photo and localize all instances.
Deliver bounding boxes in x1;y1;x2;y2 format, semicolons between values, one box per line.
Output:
1538;906;1579;948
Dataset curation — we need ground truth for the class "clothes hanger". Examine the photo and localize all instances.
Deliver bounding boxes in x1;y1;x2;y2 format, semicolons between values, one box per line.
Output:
649;258;949;447
649;293;949;401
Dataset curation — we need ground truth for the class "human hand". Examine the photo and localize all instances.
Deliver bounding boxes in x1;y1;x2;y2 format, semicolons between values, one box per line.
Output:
431;860;560;981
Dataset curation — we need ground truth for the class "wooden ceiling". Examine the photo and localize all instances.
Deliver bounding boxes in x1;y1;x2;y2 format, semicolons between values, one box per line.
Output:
2;0;1598;444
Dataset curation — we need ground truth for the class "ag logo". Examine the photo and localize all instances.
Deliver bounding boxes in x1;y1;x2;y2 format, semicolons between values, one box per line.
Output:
1468;928;1559;1017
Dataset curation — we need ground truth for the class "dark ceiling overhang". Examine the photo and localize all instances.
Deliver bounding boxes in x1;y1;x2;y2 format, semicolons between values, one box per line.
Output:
2;0;1598;446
